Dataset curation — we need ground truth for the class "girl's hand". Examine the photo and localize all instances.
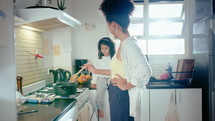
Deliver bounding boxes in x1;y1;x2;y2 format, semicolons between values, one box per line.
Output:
84;63;97;74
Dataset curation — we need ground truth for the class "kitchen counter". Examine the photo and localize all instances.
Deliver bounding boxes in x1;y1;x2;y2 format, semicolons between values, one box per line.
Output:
146;79;200;89
146;84;193;89
78;79;199;89
18;98;76;121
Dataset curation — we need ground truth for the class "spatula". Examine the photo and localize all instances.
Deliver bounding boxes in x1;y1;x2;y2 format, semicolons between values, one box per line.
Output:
70;66;86;82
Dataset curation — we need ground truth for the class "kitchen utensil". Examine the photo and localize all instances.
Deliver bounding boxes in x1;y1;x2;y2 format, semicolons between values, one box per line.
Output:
17;110;38;115
174;59;194;80
50;68;71;83
53;82;77;96
70;66;86;82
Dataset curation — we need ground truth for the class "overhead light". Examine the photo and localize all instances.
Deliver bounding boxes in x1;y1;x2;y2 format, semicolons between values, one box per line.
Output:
15;8;81;31
20;25;44;32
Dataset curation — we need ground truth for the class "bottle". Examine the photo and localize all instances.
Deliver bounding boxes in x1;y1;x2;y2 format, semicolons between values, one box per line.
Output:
16;76;23;95
167;63;174;80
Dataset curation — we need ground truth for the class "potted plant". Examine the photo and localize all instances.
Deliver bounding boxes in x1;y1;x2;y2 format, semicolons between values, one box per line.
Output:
57;0;66;11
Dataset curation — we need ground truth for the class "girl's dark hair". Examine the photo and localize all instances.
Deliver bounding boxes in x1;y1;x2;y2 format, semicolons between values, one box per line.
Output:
98;37;115;59
99;0;134;32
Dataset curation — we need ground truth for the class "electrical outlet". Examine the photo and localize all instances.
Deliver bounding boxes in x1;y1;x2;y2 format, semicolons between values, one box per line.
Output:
47;69;50;75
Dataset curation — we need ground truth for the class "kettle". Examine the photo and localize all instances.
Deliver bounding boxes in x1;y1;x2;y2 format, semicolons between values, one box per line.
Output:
50;68;71;83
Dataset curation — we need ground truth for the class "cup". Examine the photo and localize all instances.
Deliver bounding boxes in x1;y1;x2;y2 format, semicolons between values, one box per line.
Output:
187;78;192;86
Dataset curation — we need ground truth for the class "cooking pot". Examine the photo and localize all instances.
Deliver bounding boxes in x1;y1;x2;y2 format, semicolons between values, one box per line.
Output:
53;82;77;96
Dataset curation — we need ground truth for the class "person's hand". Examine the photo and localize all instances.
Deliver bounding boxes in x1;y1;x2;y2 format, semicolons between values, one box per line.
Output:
84;63;97;74
91;83;97;88
111;74;127;90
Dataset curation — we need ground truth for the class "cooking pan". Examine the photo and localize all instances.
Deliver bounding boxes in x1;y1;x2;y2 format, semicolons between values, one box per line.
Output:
53;82;77;96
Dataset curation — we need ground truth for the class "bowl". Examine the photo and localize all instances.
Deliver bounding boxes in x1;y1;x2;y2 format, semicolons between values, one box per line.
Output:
78;80;90;85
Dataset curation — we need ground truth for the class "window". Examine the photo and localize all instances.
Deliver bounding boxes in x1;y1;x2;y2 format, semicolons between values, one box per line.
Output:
149;3;183;18
149;21;183;36
128;23;144;36
148;39;184;55
129;1;185;55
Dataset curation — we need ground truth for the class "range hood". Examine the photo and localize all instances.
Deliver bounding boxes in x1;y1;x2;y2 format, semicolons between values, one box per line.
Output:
15;7;81;31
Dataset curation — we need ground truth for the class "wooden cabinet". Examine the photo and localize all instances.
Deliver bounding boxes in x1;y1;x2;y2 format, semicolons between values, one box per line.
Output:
149;88;202;121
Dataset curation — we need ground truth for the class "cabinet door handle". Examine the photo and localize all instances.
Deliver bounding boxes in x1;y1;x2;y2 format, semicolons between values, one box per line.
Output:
179;92;182;103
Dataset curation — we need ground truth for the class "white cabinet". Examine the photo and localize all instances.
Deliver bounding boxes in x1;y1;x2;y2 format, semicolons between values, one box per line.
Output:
176;89;202;121
150;89;175;121
140;89;150;121
150;89;202;121
58;105;78;121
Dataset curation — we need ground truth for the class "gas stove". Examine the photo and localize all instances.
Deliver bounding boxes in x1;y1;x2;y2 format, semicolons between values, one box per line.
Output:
25;85;86;104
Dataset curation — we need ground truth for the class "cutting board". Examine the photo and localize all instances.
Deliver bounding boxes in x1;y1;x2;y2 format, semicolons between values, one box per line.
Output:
175;59;195;80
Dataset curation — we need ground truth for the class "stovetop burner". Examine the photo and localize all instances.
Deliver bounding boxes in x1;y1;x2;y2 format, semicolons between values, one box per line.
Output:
25;86;86;104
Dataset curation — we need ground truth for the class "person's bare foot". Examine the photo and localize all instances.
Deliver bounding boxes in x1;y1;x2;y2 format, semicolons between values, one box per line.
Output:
98;110;104;118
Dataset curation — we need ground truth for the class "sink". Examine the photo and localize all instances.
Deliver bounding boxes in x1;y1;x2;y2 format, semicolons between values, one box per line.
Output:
146;81;173;88
149;82;172;86
146;79;190;88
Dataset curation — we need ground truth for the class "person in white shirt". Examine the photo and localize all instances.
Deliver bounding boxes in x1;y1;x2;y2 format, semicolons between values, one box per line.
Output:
99;0;152;121
86;37;115;118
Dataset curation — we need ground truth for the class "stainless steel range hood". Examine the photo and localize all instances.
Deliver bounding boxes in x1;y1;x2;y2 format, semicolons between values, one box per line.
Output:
15;8;81;31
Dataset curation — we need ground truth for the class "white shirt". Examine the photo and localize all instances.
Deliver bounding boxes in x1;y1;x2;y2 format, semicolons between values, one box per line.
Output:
121;37;152;120
91;56;111;84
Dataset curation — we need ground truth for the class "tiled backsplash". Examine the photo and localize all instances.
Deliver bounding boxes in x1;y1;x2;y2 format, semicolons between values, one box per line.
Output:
14;27;52;86
150;63;178;79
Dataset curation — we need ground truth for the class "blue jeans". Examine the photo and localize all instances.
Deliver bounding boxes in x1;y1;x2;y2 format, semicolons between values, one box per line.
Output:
108;84;134;121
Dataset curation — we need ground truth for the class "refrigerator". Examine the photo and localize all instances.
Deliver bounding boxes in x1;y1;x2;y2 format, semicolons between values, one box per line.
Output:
192;16;215;121
0;0;17;121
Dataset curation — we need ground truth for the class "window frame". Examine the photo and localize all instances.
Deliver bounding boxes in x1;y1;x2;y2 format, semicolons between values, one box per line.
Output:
130;0;186;55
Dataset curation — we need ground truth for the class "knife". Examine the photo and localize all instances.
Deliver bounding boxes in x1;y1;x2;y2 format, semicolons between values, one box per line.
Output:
17;110;38;115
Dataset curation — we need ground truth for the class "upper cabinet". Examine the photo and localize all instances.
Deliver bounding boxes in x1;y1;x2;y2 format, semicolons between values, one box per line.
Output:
195;0;212;21
14;8;81;31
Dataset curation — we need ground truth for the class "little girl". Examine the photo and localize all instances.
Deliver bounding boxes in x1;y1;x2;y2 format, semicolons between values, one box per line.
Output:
85;37;115;118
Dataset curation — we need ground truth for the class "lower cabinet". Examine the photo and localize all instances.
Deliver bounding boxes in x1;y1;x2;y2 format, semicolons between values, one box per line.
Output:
140;89;150;121
149;88;202;121
88;88;202;121
150;89;175;121
58;105;78;121
176;89;202;121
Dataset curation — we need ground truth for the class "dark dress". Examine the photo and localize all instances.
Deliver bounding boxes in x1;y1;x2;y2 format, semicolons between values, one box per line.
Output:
108;83;134;121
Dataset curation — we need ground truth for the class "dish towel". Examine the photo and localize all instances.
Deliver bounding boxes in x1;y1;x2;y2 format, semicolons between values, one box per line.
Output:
78;103;93;121
166;92;180;121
